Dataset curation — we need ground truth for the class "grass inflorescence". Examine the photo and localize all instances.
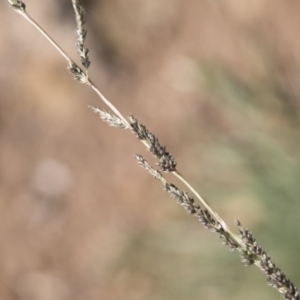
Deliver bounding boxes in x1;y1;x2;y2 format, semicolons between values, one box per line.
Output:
7;1;300;299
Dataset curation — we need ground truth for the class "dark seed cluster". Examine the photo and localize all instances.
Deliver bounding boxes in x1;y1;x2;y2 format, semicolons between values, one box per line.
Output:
129;115;177;172
8;0;26;12
237;222;300;300
163;182;238;250
67;62;87;83
134;154;239;251
135;154;299;299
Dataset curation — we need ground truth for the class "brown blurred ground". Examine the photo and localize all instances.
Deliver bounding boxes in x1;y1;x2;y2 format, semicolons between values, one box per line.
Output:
1;0;300;299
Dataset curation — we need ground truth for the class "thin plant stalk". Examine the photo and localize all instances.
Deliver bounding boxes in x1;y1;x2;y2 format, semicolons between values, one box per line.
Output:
8;0;242;249
7;1;300;299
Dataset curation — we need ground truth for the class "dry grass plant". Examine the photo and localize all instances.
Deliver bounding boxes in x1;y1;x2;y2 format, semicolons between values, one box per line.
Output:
7;0;300;299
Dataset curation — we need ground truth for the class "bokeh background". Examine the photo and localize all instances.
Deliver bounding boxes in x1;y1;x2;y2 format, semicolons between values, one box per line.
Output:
1;0;300;299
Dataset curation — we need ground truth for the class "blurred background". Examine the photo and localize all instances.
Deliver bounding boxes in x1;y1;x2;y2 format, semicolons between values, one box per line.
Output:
1;0;300;299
